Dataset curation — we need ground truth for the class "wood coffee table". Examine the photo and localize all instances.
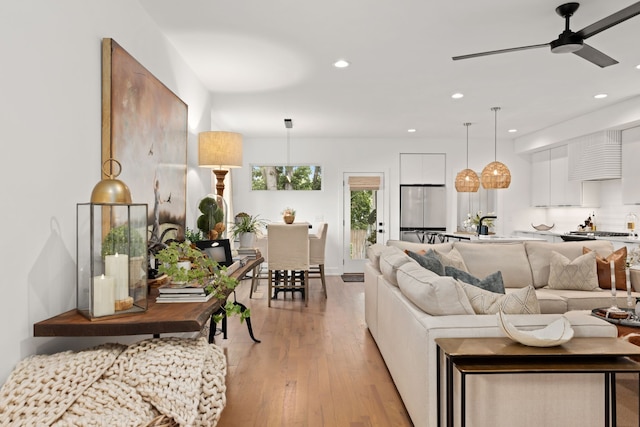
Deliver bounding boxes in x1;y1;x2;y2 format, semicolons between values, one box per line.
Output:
436;337;640;427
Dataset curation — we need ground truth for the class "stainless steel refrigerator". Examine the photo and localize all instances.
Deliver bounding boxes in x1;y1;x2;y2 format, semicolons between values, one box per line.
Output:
400;185;446;243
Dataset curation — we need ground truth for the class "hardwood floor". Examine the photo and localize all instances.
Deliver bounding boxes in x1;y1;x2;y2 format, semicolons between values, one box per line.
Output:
213;274;413;427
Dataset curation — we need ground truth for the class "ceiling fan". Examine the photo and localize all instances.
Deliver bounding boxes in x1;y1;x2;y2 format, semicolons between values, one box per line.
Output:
452;2;640;68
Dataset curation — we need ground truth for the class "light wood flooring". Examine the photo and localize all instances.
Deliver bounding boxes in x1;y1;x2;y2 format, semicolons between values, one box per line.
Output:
214;273;640;427
213;274;413;427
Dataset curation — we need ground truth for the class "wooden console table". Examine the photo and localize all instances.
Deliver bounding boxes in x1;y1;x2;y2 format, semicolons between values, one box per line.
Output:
436;337;640;427
34;257;264;343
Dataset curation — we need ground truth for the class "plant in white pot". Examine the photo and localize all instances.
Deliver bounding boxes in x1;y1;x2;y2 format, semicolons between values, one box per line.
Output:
231;214;267;249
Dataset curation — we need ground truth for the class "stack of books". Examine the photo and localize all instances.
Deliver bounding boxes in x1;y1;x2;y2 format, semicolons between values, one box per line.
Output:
156;282;214;303
237;248;260;260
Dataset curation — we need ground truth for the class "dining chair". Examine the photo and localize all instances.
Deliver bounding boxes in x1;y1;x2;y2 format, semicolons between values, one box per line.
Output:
308;222;328;299
267;223;310;307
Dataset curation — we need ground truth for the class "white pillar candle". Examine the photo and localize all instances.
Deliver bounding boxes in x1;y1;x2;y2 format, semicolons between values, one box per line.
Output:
626;267;633;307
105;253;129;301
93;274;115;317
610;260;616;297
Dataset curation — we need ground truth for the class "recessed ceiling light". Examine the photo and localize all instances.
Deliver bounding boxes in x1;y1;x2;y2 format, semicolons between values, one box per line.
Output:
594;93;608;99
636;64;640;69
407;129;417;133
508;129;518;133
451;93;464;99
333;59;350;68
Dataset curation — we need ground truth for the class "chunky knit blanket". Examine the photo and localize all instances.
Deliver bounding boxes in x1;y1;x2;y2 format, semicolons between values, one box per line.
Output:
0;337;226;426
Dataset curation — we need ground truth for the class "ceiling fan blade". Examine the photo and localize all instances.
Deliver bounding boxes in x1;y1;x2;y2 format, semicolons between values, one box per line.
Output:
577;1;640;39
572;43;618;68
452;43;548;61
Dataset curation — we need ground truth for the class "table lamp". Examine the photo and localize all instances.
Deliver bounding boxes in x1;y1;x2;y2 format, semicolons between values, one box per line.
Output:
198;131;243;197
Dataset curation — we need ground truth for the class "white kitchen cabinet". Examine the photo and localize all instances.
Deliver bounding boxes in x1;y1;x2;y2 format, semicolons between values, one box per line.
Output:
621;126;640;204
531;150;550;207
530;146;599;207
400;153;446;184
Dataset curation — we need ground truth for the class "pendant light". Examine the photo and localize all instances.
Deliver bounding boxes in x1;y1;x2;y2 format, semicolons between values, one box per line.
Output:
481;107;511;189
455;123;480;192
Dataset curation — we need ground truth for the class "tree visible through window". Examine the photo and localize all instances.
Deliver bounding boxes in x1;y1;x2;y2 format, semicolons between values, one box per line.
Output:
252;165;322;190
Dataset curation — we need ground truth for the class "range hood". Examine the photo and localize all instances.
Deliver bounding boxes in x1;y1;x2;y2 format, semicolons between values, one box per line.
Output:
568;130;621;181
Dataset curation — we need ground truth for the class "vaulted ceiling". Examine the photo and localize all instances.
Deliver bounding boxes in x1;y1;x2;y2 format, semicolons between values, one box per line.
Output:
139;0;640;141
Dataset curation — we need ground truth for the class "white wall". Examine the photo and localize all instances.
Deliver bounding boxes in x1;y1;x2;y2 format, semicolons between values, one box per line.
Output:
0;1;213;384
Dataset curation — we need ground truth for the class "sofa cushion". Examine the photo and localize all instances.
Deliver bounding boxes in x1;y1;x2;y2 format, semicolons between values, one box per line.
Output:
407;250;445;275
459;283;541;314
396;262;475;316
436;247;468;271
444;266;505;294
530;289;569;314
524;240;614;288
548;251;599;291
584;246;628;291
366;243;385;271
386;240;453;254
379;246;413;287
453;242;534;288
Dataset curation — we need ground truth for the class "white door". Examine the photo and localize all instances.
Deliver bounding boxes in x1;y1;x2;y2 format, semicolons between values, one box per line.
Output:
343;172;385;274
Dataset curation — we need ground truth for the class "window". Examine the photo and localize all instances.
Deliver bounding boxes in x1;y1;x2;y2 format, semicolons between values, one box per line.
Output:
251;165;322;190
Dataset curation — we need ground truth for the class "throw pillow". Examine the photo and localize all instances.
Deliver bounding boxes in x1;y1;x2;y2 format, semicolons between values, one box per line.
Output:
435;247;469;272
459;283;541;315
583;246;628;290
548;251;599;291
396;262;475;316
444;266;505;294
407;250;444;276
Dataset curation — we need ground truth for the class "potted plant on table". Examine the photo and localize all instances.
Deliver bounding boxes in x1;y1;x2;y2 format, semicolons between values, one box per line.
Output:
231;214;267;248
155;241;249;322
281;207;296;224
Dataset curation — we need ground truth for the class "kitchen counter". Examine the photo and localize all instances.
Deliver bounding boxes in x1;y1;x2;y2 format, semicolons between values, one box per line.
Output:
443;233;546;243
515;229;640;245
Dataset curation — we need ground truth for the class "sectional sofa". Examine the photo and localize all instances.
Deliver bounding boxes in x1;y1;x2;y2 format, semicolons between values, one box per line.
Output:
364;239;636;427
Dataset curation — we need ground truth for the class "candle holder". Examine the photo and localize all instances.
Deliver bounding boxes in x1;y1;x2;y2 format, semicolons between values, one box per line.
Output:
626;213;638;238
76;159;148;320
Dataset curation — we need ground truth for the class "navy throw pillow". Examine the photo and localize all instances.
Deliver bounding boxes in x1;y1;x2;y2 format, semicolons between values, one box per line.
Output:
407;249;444;276
444;266;505;294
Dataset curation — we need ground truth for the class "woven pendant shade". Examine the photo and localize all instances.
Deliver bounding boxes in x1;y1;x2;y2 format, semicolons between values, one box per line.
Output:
455;123;479;192
481;107;511;189
455;169;480;192
481;161;511;189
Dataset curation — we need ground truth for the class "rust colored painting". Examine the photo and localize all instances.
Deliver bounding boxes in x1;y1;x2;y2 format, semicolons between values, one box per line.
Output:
101;38;187;248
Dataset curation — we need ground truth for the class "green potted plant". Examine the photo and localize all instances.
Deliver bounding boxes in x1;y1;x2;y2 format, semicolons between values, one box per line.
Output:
231;214;267;248
197;196;225;240
155;241;249;322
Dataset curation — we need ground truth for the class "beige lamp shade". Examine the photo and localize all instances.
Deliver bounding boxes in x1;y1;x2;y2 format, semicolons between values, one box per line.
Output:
198;131;243;169
455;169;480;192
481;161;511;189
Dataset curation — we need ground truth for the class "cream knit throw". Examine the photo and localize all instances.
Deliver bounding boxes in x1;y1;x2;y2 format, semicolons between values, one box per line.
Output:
0;337;226;426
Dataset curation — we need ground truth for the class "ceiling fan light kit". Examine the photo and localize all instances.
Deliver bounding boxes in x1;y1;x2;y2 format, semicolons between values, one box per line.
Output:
452;2;640;68
455;122;480;192
481;107;511;190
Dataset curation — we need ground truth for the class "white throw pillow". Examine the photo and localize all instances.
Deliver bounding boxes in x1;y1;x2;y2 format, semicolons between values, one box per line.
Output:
548;250;599;291
459;283;541;314
396;262;475;316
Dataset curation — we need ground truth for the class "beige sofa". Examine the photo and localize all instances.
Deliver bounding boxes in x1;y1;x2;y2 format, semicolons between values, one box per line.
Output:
364;239;633;427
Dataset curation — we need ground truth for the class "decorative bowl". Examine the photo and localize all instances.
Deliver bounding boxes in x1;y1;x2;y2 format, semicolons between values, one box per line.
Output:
497;311;574;347
531;223;555;231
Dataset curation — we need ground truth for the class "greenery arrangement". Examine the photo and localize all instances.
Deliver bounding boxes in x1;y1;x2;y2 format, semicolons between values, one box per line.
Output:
231;214;267;239
155;241;249;322
101;224;146;257
281;207;296;216
185;227;204;243
196;196;225;240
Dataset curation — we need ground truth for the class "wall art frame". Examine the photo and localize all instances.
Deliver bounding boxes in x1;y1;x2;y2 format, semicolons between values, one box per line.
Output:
101;38;188;248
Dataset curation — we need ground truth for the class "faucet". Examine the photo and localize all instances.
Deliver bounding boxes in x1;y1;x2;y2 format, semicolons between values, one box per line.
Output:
477;215;497;236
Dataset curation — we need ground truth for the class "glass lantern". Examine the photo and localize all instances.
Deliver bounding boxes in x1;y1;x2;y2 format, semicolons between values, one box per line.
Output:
77;203;148;320
626;212;638;239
